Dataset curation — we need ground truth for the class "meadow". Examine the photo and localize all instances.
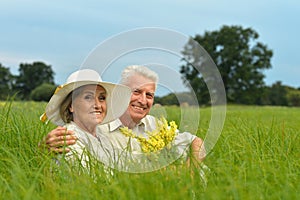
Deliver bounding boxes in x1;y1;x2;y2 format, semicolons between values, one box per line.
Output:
0;101;299;200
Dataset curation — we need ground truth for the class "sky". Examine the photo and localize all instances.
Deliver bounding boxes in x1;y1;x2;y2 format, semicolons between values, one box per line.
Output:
0;0;299;96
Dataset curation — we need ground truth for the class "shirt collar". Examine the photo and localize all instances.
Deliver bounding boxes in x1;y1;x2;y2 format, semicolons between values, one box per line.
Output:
108;118;146;131
108;118;123;131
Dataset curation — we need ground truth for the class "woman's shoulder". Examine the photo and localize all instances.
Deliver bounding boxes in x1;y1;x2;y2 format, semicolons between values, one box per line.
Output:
65;122;94;142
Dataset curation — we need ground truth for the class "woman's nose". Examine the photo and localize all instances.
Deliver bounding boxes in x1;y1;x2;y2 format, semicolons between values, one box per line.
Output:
94;98;102;108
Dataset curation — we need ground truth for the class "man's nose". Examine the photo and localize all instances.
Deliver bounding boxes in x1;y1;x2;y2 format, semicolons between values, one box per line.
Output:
137;92;147;103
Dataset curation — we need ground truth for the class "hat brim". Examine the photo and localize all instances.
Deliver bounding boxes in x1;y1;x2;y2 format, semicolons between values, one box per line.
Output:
45;81;131;126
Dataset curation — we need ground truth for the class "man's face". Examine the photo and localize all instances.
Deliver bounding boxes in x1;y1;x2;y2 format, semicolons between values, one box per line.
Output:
125;74;156;123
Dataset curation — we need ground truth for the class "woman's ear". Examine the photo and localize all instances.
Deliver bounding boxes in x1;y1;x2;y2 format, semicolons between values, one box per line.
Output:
69;104;73;113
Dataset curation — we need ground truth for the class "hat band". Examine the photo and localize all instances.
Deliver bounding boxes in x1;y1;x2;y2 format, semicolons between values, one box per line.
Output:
40;85;63;123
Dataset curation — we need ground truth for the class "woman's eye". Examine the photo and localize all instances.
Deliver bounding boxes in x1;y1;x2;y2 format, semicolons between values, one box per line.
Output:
84;95;93;100
98;95;106;101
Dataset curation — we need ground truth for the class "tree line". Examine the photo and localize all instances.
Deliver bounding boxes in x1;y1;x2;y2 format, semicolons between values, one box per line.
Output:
155;81;300;107
1;25;299;106
0;62;57;101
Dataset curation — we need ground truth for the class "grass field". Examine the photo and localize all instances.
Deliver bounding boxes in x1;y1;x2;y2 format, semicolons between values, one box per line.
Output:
0;101;299;199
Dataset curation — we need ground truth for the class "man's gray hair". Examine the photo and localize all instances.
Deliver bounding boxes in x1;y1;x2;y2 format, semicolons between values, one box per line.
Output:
120;65;159;86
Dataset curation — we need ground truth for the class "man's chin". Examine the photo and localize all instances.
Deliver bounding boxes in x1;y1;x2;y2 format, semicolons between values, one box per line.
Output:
130;112;147;121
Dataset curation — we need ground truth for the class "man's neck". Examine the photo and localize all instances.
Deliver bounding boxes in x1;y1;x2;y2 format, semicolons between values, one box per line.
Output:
119;114;140;129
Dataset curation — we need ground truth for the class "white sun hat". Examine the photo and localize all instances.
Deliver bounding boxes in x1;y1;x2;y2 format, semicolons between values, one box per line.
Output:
41;69;131;126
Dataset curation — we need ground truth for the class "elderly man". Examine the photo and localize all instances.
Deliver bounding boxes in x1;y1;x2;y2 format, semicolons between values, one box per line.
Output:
43;65;205;166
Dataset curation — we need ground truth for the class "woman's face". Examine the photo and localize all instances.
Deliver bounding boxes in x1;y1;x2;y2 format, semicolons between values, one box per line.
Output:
69;84;107;132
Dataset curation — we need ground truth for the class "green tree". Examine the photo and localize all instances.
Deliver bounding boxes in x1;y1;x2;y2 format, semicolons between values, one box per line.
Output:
286;87;300;107
258;85;271;105
14;62;55;100
155;93;179;106
180;25;273;105
30;83;57;101
0;64;14;99
154;92;199;106
268;81;288;106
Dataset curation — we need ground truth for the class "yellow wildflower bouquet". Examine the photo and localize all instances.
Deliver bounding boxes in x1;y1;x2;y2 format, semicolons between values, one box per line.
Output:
120;117;178;153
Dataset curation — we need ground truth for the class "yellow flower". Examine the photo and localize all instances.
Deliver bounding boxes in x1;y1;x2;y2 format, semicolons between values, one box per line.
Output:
119;117;178;153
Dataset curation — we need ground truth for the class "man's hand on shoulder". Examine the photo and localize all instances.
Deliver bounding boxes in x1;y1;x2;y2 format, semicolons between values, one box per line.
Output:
38;126;77;153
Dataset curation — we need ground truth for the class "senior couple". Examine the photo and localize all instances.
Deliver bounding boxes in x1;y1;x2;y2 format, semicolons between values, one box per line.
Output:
42;65;206;172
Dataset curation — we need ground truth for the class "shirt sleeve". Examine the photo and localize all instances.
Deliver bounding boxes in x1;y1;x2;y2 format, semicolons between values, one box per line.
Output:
174;131;196;158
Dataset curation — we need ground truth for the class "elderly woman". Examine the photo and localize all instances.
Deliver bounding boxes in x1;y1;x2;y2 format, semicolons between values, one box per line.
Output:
41;69;131;168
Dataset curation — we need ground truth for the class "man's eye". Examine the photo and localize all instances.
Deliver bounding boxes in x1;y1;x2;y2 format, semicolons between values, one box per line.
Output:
132;90;141;95
146;93;154;99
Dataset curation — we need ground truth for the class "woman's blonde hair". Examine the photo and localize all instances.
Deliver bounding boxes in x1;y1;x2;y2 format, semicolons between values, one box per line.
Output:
59;86;85;123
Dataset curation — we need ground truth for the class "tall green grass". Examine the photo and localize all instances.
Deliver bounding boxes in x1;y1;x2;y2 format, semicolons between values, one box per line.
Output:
0;101;299;199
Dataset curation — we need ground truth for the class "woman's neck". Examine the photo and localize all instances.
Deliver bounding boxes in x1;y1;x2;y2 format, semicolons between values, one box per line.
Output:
73;120;97;136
